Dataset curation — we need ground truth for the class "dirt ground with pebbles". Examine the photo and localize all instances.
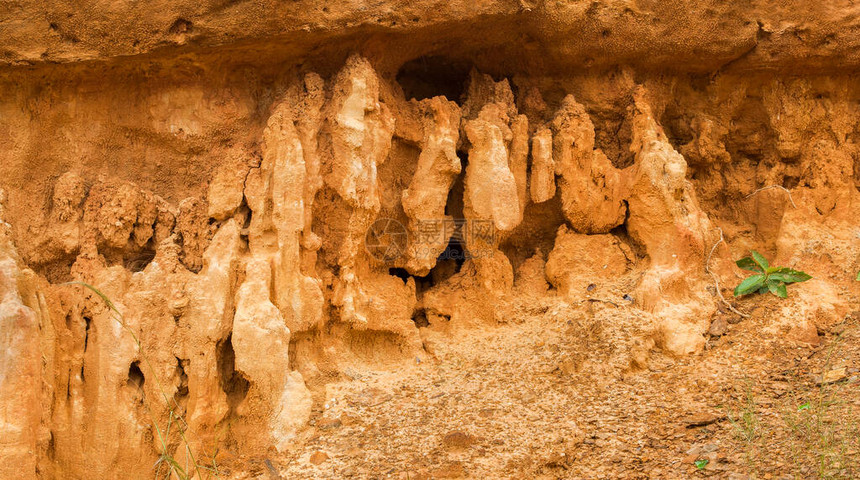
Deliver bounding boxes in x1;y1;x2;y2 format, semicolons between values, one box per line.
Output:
215;290;860;480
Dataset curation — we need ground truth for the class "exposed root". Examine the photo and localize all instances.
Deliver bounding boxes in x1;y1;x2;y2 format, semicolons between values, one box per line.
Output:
706;228;750;319
744;185;797;208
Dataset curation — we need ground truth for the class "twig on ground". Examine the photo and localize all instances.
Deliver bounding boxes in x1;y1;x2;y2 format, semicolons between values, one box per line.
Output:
745;185;797;208
706;228;750;319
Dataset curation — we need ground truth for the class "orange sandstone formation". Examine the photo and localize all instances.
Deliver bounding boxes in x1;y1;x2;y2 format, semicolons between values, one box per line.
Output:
2;3;860;477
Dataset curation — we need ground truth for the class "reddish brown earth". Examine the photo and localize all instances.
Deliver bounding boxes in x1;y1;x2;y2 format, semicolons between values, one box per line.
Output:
1;1;860;479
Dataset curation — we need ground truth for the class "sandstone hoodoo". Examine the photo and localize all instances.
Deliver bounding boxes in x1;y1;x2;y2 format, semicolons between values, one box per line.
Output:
2;2;860;478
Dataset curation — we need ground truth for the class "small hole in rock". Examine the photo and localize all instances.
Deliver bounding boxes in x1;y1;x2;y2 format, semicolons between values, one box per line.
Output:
239;200;253;230
173;357;189;410
412;309;430;328
125;247;156;272
127;361;145;389
83;316;91;352
168;18;192;35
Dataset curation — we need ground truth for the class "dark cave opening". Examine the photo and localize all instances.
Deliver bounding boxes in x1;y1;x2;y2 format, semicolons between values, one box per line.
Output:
386;150;473;329
446;152;468;217
421;149;469;287
389;225;469;297
388;267;411;282
389;149;470;289
436;234;467;273
396;55;472;102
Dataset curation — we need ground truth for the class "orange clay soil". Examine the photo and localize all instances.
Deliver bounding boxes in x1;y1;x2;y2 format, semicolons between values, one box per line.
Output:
1;2;860;479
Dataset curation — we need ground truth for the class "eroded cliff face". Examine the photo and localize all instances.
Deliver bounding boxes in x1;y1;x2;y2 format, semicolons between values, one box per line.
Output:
2;3;860;478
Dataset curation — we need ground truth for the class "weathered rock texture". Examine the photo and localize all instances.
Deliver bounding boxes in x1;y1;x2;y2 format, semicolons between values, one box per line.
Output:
0;195;41;480
1;3;860;478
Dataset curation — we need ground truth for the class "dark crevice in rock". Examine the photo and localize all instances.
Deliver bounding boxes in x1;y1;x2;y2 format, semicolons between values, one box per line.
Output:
127;361;145;390
217;334;250;413
124;245;156;272
32;254;78;284
388;267;411;283
173;357;190;412
83;315;91;353
411;309;430;328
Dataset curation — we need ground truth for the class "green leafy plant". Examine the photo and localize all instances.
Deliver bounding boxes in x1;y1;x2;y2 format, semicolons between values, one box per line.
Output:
733;250;811;298
694;459;709;470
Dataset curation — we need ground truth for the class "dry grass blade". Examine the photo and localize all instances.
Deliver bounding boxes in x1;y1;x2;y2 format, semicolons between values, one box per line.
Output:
63;281;216;480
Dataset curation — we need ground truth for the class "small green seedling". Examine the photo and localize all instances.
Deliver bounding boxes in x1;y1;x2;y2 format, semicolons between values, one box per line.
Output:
798;402;811;412
733;250;811;298
694;459;709;470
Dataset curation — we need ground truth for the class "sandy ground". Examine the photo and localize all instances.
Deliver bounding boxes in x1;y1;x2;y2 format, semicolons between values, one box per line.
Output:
211;292;860;480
